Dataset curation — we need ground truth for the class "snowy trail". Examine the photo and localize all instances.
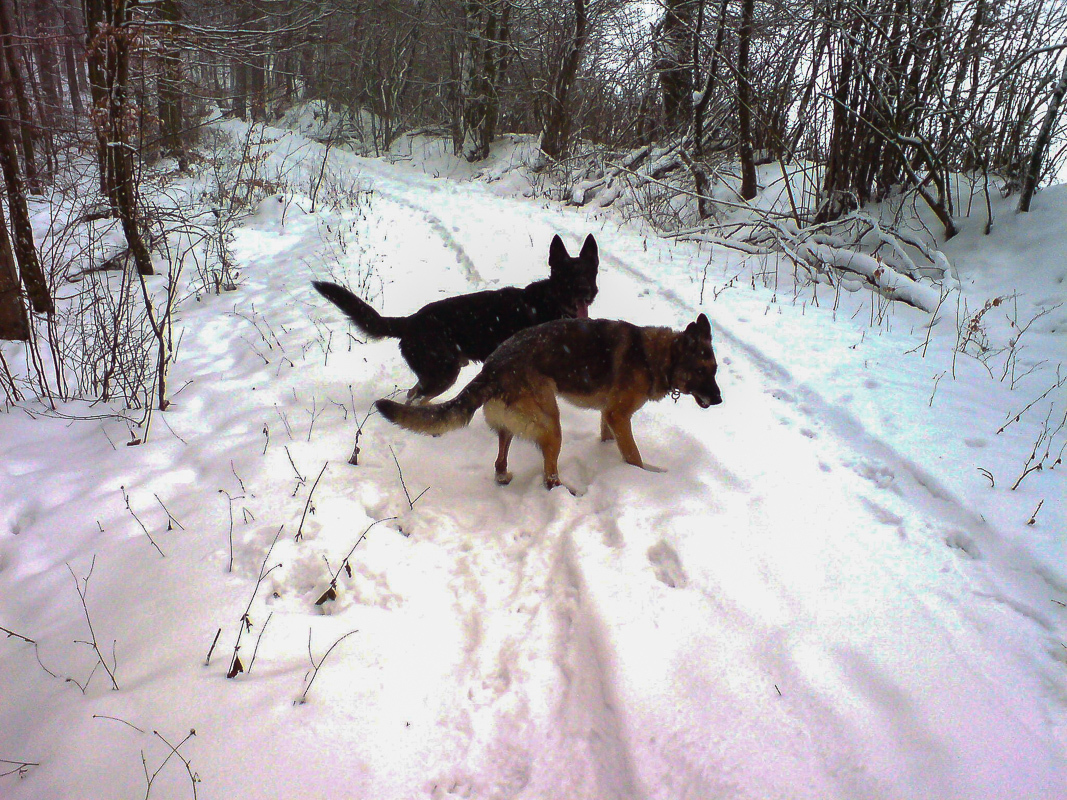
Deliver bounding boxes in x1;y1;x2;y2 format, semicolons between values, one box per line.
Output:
1;130;1064;800
298;152;1065;797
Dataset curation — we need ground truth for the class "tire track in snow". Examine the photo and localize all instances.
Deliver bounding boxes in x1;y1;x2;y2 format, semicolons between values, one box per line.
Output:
329;163;1065;796
405;488;642;799
600;242;1063;620
331;155;484;285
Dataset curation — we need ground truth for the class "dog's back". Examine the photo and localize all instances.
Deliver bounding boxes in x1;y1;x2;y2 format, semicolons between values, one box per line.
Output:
317;233;599;403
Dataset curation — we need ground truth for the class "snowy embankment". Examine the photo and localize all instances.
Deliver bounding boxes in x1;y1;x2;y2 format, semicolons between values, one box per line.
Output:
1;121;1064;800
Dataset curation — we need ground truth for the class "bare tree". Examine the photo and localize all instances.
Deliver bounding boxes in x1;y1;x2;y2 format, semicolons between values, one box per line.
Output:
157;0;189;172
0;0;40;194
0;212;28;340
84;0;153;274
736;0;757;199
0;24;50;314
653;0;697;137
1019;49;1067;211
454;0;511;161
539;0;588;161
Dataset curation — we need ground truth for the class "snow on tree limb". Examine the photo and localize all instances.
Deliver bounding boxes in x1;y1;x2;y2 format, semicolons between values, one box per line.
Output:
799;243;941;311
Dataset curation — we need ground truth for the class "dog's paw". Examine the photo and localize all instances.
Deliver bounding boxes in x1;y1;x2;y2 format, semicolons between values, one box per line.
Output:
641;463;667;474
495;471;513;486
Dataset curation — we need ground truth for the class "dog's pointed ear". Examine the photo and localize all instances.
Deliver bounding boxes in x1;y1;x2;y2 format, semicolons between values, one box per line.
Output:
684;314;712;343
579;234;598;265
549;234;569;268
696;313;712;339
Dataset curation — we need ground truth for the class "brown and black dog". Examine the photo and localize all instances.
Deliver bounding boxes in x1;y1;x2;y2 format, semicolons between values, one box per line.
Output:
375;314;722;489
314;234;599;403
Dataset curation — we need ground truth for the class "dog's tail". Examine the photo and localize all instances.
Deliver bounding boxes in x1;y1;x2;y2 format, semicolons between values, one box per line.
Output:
312;281;408;339
375;373;493;436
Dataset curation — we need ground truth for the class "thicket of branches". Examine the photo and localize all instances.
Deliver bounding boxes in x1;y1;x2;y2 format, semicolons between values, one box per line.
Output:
1;0;1066;410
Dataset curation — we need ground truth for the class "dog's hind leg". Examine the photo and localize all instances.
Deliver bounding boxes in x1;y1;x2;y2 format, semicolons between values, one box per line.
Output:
537;399;564;490
539;429;562;489
400;339;463;405
494;429;514;485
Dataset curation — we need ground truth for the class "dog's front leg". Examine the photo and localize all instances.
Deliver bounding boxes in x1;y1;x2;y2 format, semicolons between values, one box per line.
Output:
605;410;665;473
599;412;616;442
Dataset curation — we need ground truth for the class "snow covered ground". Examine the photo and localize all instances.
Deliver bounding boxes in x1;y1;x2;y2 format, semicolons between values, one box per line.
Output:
1;118;1065;800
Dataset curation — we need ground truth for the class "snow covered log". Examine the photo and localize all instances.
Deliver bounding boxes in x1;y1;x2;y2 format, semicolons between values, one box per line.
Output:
800;242;942;311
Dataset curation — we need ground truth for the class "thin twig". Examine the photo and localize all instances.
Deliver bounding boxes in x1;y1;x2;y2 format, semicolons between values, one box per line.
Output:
218;490;235;572
389;447;428;509
152;729;200;800
247;612;273;674
204;628;222;667
1027;499;1044;526
295;629;358;705
121;486;165;557
93;714;146;734
227;527;284;679
68;557;120;691
295;463;329;540
315;517;397;605
1;624;59;677
153;494;185;531
0;758;40;779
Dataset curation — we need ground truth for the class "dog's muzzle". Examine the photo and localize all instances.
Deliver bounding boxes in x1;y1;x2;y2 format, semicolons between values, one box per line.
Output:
695;393;722;409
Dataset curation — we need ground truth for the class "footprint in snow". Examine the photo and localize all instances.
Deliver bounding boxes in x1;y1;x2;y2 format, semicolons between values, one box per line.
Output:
944;530;982;559
648;540;688;589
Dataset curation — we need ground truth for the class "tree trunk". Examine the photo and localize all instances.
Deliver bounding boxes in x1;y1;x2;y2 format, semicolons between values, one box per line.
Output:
539;0;587;162
737;0;757;200
0;16;50;314
654;0;697;137
83;0;116;208
83;0;152;274
157;0;188;171
0;0;40;195
693;0;729;159
108;0;153;275
31;1;62;128
61;1;83;117
456;0;510;162
0;209;28;340
233;59;248;120
1019;56;1067;212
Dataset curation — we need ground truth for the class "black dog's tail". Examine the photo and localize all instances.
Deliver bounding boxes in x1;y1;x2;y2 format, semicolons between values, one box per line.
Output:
312;281;408;339
375;372;494;436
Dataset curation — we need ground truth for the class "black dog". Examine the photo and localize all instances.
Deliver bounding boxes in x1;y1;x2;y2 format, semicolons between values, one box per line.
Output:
313;234;599;403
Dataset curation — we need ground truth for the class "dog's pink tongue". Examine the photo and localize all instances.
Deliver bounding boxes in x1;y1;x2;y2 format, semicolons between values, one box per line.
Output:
577;303;589;318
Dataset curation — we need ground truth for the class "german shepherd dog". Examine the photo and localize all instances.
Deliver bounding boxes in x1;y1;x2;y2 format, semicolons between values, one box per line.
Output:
313;234;599;403
375;314;722;489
